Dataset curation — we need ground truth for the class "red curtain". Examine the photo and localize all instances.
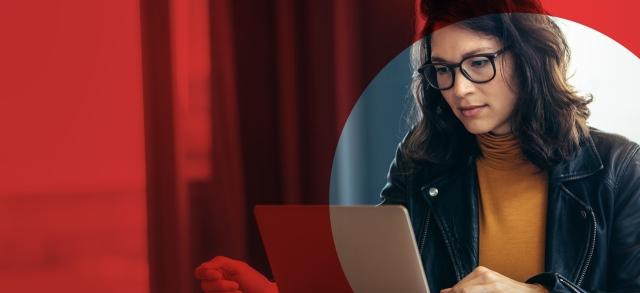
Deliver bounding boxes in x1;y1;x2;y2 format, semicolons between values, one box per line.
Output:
141;0;417;292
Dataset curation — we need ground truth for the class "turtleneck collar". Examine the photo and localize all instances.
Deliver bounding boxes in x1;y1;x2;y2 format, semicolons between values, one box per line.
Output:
476;132;527;170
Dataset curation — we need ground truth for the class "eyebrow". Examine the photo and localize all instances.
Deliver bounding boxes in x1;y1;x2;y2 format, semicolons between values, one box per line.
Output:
431;47;498;63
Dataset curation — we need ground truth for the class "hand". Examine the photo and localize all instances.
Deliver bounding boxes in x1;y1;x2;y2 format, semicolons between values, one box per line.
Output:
441;266;547;293
195;256;279;293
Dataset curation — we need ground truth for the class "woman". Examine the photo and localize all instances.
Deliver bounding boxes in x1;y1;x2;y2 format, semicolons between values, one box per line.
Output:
195;2;640;292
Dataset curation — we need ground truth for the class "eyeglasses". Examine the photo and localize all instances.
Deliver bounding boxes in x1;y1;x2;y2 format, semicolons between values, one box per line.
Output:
418;48;508;90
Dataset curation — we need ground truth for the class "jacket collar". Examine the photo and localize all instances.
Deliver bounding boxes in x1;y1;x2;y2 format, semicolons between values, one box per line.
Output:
548;134;604;183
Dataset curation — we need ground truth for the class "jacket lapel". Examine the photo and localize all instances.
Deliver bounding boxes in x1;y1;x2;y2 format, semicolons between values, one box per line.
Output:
421;157;479;280
545;135;603;282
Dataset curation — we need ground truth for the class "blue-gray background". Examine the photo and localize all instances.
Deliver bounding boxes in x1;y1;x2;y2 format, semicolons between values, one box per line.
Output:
330;47;413;205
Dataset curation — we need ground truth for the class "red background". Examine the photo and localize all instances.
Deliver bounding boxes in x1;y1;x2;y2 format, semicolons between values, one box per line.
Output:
0;1;638;293
0;0;147;292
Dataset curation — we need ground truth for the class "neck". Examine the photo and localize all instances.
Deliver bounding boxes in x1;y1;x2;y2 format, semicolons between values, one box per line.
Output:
476;132;527;170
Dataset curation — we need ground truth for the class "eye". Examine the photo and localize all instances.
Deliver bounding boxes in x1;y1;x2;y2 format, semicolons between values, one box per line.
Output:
434;65;450;75
468;57;490;68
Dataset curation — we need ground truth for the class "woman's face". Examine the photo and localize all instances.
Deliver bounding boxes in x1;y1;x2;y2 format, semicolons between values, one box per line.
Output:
430;23;518;135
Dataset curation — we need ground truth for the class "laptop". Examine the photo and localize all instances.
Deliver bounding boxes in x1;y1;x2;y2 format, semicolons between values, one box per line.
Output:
254;205;430;293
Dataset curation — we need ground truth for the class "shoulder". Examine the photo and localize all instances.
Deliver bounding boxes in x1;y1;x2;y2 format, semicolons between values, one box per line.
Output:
588;128;640;191
588;128;640;166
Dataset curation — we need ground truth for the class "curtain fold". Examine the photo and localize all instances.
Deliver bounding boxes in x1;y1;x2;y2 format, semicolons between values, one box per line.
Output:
142;0;416;291
206;0;416;279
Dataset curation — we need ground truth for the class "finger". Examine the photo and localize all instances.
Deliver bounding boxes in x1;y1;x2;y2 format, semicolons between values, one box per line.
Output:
448;270;480;289
199;256;243;275
449;284;494;293
471;266;506;278
201;279;240;292
449;266;501;290
195;267;224;280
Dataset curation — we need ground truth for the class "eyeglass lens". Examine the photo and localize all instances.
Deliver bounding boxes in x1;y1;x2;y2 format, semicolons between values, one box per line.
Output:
424;55;496;90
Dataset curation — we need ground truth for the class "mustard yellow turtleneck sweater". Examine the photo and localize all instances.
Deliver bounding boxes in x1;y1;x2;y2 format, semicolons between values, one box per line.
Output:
476;132;548;282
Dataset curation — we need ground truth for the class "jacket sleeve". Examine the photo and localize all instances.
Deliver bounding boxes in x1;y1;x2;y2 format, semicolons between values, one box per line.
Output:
378;132;414;206
527;144;640;292
607;143;640;290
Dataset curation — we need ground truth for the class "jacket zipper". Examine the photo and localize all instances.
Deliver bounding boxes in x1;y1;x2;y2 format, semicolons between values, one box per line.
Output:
576;209;597;286
419;211;431;255
558;274;584;293
433;217;463;281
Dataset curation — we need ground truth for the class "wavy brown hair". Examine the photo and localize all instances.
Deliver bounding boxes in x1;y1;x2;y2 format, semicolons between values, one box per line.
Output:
403;9;592;170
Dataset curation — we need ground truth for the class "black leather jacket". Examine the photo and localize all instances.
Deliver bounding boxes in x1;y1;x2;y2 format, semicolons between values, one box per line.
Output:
379;128;640;292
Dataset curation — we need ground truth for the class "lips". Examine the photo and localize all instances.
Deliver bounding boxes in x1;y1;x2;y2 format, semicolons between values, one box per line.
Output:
459;104;487;117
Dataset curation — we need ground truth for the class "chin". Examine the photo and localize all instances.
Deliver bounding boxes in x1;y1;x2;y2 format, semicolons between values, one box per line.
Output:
461;122;494;135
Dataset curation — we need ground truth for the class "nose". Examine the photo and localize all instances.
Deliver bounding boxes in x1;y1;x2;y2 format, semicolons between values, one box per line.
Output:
451;67;475;98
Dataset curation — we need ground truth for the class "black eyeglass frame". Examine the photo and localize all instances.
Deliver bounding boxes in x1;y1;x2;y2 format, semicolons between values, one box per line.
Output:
418;47;509;91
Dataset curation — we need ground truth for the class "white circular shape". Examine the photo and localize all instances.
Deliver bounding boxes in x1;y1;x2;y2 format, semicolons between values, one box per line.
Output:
556;17;640;143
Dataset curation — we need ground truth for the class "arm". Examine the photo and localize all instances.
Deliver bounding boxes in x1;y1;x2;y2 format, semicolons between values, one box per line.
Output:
527;144;640;292
378;132;415;206
607;144;640;290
